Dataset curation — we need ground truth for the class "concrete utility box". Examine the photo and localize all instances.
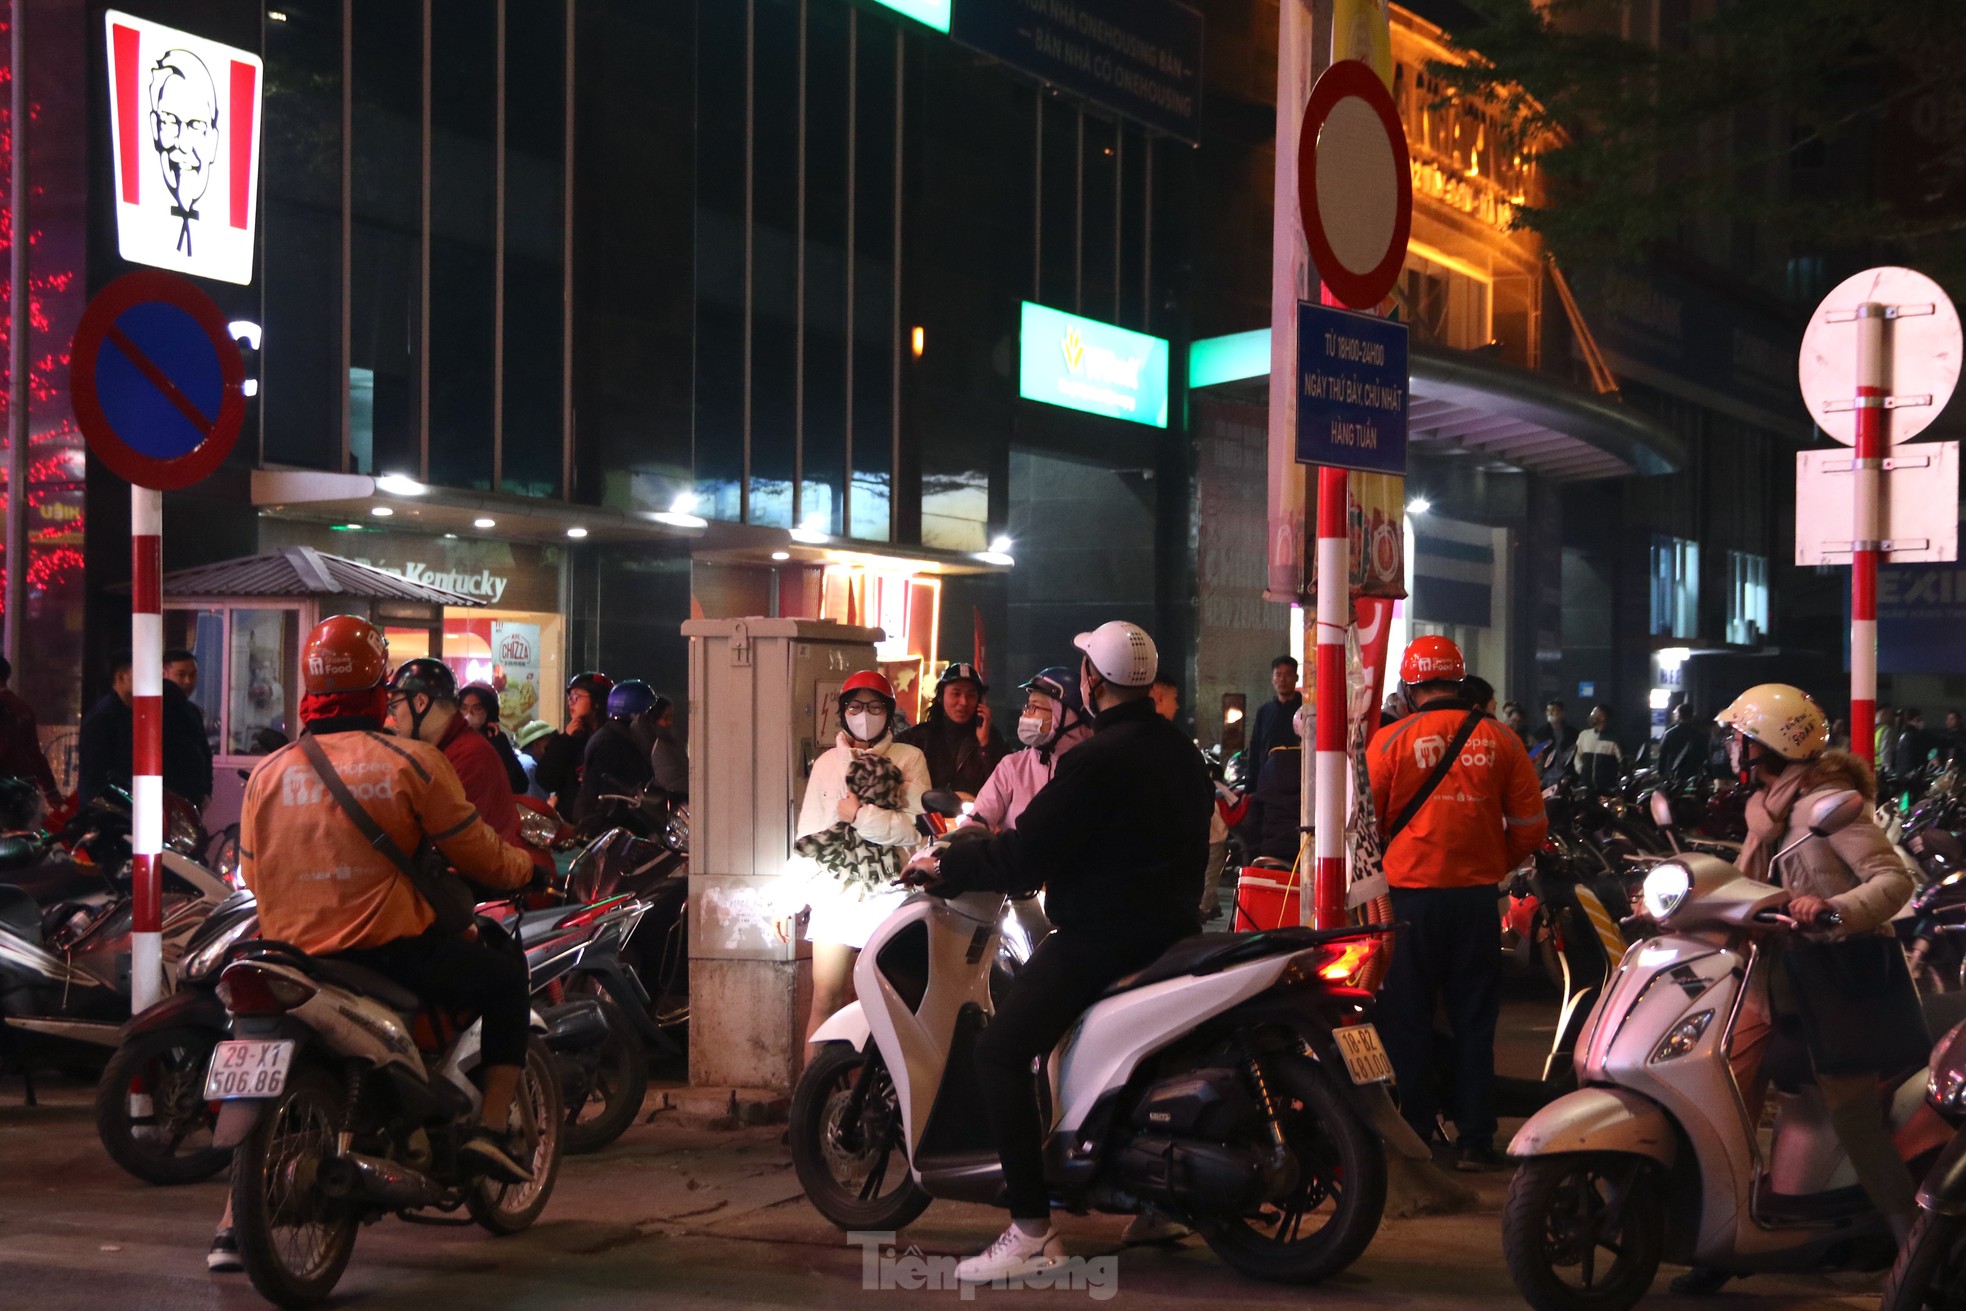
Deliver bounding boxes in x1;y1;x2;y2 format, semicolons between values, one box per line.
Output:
683;617;883;1092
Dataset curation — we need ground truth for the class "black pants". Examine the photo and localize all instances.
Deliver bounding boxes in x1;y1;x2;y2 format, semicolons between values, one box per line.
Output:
975;926;1187;1219
1377;884;1501;1149
330;925;530;1068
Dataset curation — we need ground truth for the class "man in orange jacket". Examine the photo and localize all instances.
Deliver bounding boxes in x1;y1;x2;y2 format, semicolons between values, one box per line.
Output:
1367;636;1546;1170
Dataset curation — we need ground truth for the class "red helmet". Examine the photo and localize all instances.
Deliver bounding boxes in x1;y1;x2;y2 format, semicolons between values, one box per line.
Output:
1399;635;1465;685
841;670;896;701
302;614;390;695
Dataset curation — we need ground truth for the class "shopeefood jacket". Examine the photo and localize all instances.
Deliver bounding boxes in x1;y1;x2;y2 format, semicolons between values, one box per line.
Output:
1367;699;1548;890
937;696;1212;939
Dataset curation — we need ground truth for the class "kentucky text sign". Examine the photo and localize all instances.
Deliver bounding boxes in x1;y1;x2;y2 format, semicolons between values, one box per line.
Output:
104;11;264;286
1018;301;1170;429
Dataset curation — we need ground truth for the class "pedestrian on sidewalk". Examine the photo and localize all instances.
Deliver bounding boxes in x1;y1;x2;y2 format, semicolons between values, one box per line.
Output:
0;656;62;810
1150;672;1233;919
1246;655;1302;767
1368;636;1547;1171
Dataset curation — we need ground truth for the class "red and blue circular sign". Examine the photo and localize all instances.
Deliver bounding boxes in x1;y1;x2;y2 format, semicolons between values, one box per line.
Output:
68;270;245;490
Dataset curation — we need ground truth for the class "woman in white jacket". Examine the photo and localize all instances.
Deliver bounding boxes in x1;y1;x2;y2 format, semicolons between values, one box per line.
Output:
799;669;930;1045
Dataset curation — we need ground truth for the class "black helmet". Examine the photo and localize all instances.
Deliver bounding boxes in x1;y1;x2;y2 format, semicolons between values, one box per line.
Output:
567;670;615;701
935;661;988;696
386;658;457;702
458;682;501;720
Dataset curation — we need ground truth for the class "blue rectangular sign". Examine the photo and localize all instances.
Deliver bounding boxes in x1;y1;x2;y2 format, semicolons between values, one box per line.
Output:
1294;302;1409;475
951;0;1203;143
1852;562;1966;674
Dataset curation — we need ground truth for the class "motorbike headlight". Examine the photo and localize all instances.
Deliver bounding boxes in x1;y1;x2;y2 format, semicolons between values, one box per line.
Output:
519;808;558;850
167;806;201;856
1929;1021;1966;1113
666;805;689;854
1650;1009;1714;1063
1642;862;1693;920
180;913;257;983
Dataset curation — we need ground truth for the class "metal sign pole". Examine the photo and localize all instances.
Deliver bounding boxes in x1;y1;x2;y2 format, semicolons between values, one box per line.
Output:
1851;304;1885;772
1311;466;1349;928
130;485;164;1013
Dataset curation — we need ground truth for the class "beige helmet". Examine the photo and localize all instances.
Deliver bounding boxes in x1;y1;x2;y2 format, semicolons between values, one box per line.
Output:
1715;683;1829;762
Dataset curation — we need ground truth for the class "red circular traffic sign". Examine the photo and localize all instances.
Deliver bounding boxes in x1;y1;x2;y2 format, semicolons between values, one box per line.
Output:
69;270;246;490
1298;59;1413;311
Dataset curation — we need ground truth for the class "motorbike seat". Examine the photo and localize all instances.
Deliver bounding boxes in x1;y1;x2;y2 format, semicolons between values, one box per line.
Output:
304;959;424;1014
1100;925;1375;997
0;884;40;943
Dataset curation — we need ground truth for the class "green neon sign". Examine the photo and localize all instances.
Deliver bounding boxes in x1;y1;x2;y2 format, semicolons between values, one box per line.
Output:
1189;327;1272;389
1018;302;1170;429
867;0;951;33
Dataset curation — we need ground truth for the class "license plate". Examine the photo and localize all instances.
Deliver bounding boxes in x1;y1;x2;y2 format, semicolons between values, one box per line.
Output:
202;1039;295;1100
1334;1024;1395;1085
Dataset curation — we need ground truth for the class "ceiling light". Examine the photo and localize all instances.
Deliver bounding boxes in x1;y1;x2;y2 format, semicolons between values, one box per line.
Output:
566;526;589;539
370;505;394;517
653;510;708;529
989;535;1013;554
375;473;426;496
473;517;496;529
976;550;1015;567
770;551;791;562
670;491;700;515
790;513;831;545
1406;497;1431;515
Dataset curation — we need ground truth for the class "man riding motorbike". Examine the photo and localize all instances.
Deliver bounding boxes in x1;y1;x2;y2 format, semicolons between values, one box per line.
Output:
904;620;1212;1283
209;616;540;1271
572;680;662;824
1673;683;1921;1294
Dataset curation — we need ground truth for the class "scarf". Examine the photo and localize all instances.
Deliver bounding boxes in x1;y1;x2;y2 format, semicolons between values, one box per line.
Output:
300;686;389;728
1737;767;1813;884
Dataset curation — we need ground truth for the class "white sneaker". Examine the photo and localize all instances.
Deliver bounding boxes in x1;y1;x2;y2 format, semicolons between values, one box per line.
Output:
1121;1211;1192;1245
955;1223;1067;1283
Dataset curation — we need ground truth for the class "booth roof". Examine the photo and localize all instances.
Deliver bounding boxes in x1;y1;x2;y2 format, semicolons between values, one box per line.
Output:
158;546;482;606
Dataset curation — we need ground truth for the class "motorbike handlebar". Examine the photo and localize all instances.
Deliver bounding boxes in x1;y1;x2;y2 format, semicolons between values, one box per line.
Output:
1751;907;1843;928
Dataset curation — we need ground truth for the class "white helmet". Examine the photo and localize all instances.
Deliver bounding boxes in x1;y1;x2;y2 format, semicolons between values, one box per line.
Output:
1715;683;1829;762
1074;620;1158;688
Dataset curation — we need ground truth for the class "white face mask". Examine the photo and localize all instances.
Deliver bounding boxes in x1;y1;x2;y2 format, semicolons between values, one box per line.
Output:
1017;714;1050;747
845;710;886;742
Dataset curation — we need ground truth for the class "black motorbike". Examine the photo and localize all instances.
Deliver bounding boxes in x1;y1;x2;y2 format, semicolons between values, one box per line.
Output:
562;786;689;1033
1877;1016;1966;1311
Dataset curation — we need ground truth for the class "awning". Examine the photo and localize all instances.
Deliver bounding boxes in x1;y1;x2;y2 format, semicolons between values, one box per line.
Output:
1187;330;1686;481
157;546;481;605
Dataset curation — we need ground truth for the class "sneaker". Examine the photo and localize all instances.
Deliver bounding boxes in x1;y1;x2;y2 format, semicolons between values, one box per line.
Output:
1455;1143;1509;1172
1668;1266;1733;1296
206;1228;243;1273
955;1223;1067;1283
460;1128;536;1185
1121;1212;1192;1245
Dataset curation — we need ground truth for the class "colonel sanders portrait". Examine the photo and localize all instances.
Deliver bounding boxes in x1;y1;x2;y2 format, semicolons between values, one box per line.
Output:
148;48;218;256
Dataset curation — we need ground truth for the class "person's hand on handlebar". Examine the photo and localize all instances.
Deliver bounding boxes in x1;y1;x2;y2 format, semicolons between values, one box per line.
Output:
1787;894;1834;925
899;847;943;890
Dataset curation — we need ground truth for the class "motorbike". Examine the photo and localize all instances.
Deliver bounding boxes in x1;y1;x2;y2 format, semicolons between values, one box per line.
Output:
209;935;571;1307
1502;790;1958;1311
1501;833;1637;1084
1878;1016;1966;1310
788;802;1413;1286
97;884;655;1182
1896;782;1966;994
563;787;690;1032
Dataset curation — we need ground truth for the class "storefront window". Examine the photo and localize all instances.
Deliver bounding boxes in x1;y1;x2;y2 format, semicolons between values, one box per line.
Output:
1727;551;1769;645
230;610;301;755
1650;534;1700;640
440;610;563;731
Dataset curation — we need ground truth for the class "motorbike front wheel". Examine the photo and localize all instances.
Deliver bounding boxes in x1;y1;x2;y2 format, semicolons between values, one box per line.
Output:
1197;1055;1387;1283
790;1043;931;1231
94;1026;228;1185
468;1036;564;1234
1502;1154;1662;1311
1879;1209;1966;1311
230;1066;359;1308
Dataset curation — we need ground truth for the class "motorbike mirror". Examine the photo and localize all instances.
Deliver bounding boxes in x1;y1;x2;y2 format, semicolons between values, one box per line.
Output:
920;789;965;819
1806;789;1867;837
1649;790;1675;830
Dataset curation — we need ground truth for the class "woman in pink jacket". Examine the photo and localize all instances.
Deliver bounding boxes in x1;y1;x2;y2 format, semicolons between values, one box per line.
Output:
969;667;1091;832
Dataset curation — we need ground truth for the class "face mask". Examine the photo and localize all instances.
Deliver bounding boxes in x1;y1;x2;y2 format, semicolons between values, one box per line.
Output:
1017;714;1050;747
1727;734;1746;774
846;710;886;742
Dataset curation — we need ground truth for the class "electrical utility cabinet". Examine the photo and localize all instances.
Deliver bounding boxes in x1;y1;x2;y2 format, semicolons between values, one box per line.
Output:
683;617;883;1091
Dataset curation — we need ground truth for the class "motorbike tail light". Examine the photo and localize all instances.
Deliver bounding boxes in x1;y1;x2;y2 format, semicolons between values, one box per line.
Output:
555;893;636;931
217;963;316;1016
1316;939;1377;984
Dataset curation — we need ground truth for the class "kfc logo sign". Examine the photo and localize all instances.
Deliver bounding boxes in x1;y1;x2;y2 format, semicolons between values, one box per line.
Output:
104;12;264;285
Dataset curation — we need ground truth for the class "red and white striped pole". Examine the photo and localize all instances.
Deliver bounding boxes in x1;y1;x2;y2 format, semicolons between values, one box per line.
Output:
130;485;165;1014
1311;466;1349;929
1850;304;1885;772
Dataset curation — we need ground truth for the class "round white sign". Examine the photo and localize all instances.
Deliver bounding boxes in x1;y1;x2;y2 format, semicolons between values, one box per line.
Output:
1798;266;1962;446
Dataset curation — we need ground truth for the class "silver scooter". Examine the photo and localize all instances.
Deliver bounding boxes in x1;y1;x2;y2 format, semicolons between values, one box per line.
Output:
1502;790;1958;1311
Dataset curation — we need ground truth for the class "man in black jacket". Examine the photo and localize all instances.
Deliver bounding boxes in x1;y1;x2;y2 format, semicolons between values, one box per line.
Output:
78;651;212;806
1244;655;1302;769
911;621;1211;1284
1657;702;1710;785
895;661;1009;794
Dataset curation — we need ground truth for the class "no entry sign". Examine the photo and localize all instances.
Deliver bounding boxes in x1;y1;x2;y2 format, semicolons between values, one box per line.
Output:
1297;59;1412;311
69;269;246;490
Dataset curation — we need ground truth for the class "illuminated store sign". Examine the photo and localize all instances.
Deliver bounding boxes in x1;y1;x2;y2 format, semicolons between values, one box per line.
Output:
1018;302;1169;429
104;11;264;285
869;0;951;33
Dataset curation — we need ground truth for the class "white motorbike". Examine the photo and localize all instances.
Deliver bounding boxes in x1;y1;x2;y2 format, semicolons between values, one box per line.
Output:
1503;790;1958;1311
788;824;1421;1285
208;940;571;1307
